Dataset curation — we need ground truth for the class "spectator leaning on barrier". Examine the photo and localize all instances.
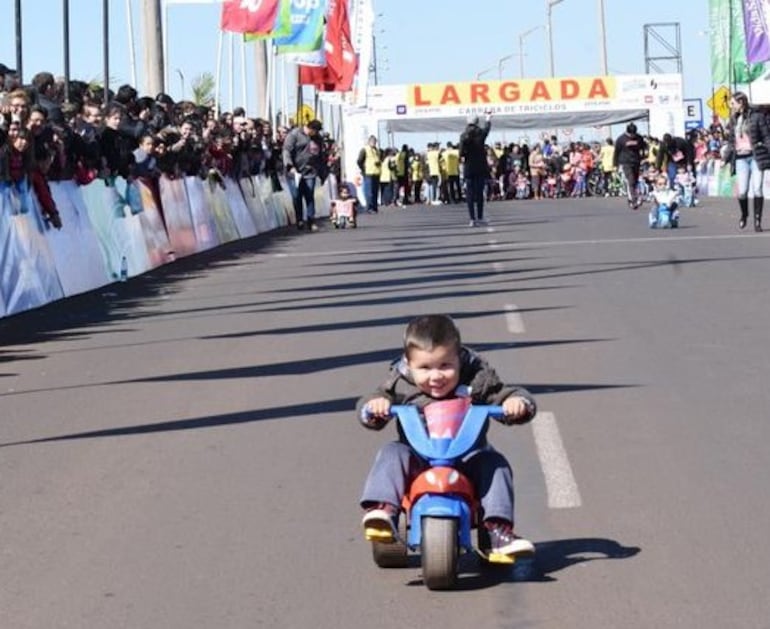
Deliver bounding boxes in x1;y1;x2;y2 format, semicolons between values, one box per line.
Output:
656;133;694;186
283;118;328;232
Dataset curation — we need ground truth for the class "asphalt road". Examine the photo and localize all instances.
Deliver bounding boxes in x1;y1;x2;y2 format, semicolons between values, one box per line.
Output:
1;194;769;629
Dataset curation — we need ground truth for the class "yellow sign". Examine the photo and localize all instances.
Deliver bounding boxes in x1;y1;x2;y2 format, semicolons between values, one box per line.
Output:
707;86;731;119
296;104;316;125
408;77;617;107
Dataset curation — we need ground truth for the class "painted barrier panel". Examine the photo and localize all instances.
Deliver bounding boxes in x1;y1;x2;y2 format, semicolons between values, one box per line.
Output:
241;177;273;233
184;177;221;252
48;181;111;296
80;179;152;280
0;184;64;315
135;180;174;268
203;180;241;243
223;180;258;238
159;176;198;257
261;176;287;229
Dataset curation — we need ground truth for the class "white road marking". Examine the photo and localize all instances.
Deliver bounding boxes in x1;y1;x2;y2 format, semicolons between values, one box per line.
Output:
486;226;495;233
532;412;582;509
488;239;500;249
503;304;526;334
270;232;765;258
491;262;505;273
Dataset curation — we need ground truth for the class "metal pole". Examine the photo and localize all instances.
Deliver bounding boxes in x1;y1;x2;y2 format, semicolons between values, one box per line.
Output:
103;0;110;104
598;0;608;75
126;0;137;87
142;0;164;96
547;2;554;77
228;32;235;111
215;28;223;115
63;0;71;102
163;0;169;93
15;0;23;83
240;37;248;114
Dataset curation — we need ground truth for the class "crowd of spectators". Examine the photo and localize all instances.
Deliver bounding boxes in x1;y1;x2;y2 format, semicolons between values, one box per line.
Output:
0;66;342;230
372;122;725;207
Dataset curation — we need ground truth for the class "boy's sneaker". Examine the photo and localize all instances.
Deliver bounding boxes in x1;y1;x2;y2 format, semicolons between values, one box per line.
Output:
484;521;535;557
362;503;399;543
468;219;477;227
476;218;489;226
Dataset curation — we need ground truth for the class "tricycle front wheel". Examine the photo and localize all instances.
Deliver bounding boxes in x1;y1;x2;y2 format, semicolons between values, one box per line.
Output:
421;517;458;590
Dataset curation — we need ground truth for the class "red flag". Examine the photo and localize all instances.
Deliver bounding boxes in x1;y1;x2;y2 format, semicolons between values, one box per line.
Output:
221;0;281;34
298;0;357;91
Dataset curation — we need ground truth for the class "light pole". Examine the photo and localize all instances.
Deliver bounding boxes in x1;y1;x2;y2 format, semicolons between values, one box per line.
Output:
546;0;564;77
476;65;496;81
519;25;545;78
176;69;185;99
598;0;608;75
497;54;516;80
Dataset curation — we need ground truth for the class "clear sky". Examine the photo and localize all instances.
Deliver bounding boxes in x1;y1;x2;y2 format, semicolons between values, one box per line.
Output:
0;0;712;143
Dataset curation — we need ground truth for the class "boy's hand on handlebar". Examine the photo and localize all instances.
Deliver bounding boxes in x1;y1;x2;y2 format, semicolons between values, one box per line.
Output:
500;396;535;425
361;397;392;429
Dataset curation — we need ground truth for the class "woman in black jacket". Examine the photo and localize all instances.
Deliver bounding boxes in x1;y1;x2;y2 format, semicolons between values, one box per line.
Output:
727;91;765;231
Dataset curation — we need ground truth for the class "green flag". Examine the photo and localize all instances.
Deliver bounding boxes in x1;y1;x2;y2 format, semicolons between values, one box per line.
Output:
710;0;765;85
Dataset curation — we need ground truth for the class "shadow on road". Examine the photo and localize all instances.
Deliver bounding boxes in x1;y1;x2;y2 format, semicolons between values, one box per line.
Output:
0;396;359;447
404;537;641;589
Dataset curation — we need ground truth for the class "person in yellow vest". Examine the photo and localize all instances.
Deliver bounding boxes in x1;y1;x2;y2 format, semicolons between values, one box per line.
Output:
425;142;442;205
438;147;449;203
396;144;409;206
379;148;397;207
410;150;425;204
444;141;462;203
357;134;382;213
599;138;615;194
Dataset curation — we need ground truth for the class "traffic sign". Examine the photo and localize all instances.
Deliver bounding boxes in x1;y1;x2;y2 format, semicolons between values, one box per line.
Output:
707;86;731;120
683;98;703;130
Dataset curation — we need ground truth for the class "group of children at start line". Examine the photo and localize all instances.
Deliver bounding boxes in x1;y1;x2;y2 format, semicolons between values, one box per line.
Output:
329;167;697;231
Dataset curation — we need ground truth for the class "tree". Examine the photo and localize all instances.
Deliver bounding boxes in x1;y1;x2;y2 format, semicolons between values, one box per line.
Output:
191;72;215;107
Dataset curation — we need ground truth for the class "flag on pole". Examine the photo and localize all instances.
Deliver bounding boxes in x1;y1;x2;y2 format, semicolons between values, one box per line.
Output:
221;0;282;34
742;0;770;63
274;0;327;54
710;0;765;84
298;0;356;91
243;0;292;40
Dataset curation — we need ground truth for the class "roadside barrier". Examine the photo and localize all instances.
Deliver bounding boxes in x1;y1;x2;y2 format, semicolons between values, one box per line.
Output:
0;174;334;318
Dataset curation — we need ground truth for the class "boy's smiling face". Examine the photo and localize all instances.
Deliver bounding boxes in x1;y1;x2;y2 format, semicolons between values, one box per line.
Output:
407;344;461;399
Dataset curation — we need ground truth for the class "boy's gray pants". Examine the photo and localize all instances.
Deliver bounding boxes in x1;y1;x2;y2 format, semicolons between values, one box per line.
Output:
360;441;515;523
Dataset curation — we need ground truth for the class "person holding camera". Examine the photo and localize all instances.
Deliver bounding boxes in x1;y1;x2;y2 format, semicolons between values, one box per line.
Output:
459;110;492;226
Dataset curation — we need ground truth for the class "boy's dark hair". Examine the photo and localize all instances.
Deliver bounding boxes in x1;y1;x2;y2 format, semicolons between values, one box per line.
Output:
403;315;461;358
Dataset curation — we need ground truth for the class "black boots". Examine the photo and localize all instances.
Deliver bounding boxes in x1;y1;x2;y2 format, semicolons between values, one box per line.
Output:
754;197;764;232
739;197;749;229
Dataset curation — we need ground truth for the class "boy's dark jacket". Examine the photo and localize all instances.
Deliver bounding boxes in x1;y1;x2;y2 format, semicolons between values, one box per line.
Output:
356;346;536;447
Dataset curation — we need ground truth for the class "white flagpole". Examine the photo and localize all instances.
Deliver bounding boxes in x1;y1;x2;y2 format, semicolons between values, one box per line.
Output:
126;0;137;87
240;35;248;114
215;27;223;114
228;31;235;111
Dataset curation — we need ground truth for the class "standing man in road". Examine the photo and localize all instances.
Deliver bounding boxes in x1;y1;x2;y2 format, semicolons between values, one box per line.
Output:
283;119;328;231
357;135;382;214
613;122;647;209
459;111;492;226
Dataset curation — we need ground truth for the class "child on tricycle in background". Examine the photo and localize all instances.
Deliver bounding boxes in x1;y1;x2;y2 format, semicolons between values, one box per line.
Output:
649;174;680;228
330;182;358;228
357;314;537;558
